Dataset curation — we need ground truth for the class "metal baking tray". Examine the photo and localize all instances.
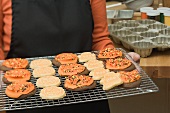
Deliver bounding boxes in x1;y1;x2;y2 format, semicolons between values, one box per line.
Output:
109;19;170;57
0;49;159;111
107;10;134;19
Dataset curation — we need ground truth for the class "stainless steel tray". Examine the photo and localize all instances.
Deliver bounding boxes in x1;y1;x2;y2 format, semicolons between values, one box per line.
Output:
107;10;134;19
109;19;170;57
0;49;159;111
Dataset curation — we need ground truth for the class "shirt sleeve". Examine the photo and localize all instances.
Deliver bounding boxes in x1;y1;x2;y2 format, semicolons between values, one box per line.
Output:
91;0;114;51
0;0;12;60
0;0;5;59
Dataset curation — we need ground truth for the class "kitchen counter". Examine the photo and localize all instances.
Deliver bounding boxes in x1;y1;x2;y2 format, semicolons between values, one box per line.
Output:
108;78;170;113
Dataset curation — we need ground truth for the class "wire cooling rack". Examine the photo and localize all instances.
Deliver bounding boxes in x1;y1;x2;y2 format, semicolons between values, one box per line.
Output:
0;49;159;111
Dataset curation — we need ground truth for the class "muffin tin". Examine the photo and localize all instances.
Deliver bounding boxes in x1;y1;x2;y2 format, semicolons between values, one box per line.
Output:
109;19;170;57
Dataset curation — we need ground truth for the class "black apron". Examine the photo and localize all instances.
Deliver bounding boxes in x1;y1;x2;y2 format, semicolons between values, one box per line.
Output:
7;0;110;113
7;0;93;58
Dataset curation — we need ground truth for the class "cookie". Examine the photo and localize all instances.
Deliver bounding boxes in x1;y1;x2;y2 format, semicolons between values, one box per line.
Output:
0;58;29;71
5;81;36;99
52;53;78;67
89;68;110;80
58;63;89;76
84;60;104;71
64;75;96;91
36;76;61;88
40;86;66;100
100;72;123;90
78;52;96;62
32;67;56;78
2;69;31;84
30;59;52;69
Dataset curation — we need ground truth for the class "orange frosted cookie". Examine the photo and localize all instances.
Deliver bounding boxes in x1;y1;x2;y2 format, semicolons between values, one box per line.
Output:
52;53;78;67
5;81;36;99
58;63;89;76
64;75;96;91
2;69;31;84
0;58;29;71
119;69;141;88
98;48;122;59
105;57;135;71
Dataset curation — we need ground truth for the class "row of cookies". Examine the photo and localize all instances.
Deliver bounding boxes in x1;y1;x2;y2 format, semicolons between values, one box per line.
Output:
1;68;36;99
30;59;66;100
52;53;97;91
0;58;35;99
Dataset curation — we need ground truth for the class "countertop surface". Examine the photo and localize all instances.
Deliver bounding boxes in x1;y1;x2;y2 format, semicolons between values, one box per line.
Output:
108;78;170;113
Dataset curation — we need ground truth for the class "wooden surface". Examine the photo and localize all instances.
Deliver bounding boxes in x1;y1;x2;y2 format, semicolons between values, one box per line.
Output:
163;0;170;7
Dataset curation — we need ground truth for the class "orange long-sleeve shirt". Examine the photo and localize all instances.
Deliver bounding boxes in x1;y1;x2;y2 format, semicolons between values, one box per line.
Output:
0;0;114;60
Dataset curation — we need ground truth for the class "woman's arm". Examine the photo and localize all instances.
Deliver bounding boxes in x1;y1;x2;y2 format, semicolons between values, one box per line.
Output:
91;0;114;50
0;0;5;59
91;0;140;62
0;0;12;60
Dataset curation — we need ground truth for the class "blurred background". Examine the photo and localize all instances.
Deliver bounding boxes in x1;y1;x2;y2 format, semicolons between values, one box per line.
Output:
106;0;170;11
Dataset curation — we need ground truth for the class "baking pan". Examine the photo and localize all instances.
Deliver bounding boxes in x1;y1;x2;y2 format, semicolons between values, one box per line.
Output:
159;28;170;36
107;10;134;23
109;19;170;57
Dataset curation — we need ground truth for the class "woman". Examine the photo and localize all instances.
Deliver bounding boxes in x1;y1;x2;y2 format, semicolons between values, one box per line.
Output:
0;0;139;113
0;0;116;59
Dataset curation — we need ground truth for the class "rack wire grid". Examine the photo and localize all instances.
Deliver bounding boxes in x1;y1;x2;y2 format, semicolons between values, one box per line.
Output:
0;49;159;111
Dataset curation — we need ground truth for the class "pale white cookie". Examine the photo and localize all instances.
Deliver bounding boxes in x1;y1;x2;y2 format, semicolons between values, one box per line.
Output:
33;67;55;78
89;68;110;80
78;52;96;62
30;59;52;69
36;76;61;88
40;86;66;100
84;60;104;71
100;72;123;90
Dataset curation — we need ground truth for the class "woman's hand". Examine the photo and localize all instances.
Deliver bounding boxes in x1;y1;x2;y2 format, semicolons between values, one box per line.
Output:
128;52;140;63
